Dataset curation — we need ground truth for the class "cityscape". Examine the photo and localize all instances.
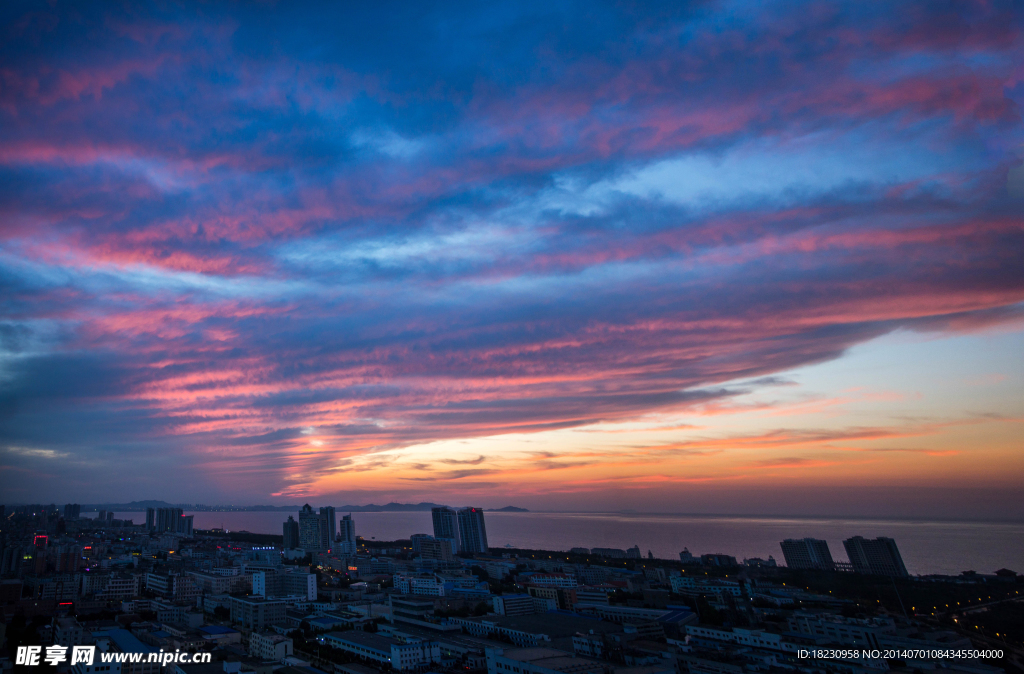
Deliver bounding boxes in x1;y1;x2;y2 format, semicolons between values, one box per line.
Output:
0;502;1021;674
2;1;1024;674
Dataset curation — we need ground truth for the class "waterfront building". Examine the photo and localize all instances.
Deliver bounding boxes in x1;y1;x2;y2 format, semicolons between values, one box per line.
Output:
298;504;333;552
843;536;909;577
780;538;835;570
457;507;489;554
431;507;461;553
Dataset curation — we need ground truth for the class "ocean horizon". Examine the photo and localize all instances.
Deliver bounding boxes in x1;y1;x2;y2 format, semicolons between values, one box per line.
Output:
88;510;1024;577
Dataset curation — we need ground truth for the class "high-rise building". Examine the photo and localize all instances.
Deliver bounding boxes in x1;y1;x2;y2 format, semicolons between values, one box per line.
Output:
155;508;183;533
63;504;81;520
457;507;488;554
428;503;460;553
843;536;909;578
780;538;835;570
283;516;299;549
337;514;356;554
431;507;460;553
321;507;337;546
97;510;107;522
151;508;192;535
298;504;331;551
298;504;320;550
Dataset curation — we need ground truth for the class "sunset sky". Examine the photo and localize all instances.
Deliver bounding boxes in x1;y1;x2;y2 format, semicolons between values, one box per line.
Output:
1;1;1022;518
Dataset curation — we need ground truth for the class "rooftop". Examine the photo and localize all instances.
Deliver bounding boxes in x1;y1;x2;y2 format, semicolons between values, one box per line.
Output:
463;614;620;637
103;628;158;654
498;648;605;674
325;630;399;650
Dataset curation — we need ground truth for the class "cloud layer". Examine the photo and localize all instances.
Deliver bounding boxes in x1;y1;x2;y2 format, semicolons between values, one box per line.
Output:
1;0;1023;507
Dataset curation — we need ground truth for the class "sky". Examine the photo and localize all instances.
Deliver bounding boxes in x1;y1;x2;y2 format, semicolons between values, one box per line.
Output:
1;1;1023;518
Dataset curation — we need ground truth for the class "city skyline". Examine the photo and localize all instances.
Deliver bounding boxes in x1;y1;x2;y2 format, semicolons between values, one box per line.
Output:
1;2;1023;518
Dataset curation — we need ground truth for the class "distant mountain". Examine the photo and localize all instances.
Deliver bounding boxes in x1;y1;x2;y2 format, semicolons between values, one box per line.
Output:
80;501;440;512
80;500;178;511
79;500;527;513
337;502;443;512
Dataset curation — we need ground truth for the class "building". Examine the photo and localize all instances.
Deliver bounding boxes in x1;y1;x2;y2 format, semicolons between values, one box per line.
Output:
298;504;333;552
432;507;461;554
493;594;540;617
152;508;193;536
100;628;163;674
458;507;489;554
679;548;696;564
145;508;155;530
252;568;317;600
419;537;454;561
410;534;433;553
452;613;622;649
526;585;574;610
73;659;122;674
321;506;337;547
198;624;241;646
591;548;627;559
393;573;446;596
843;537;909;577
188;570;250;595
102;573;141;599
249;632;293;661
283;516;300;549
337;514;357;554
526;573;577;589
152;598;203;627
700;554;738;567
229;596;288;631
780;538;835;570
63;504;81;520
154;507;181;533
485;646;606;674
786;612;895;647
54;617;86;647
321;631;440;671
145;571;199;601
388;595;439;626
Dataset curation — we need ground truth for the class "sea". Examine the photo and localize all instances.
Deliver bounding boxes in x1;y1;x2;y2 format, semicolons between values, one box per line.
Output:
86;511;1024;577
